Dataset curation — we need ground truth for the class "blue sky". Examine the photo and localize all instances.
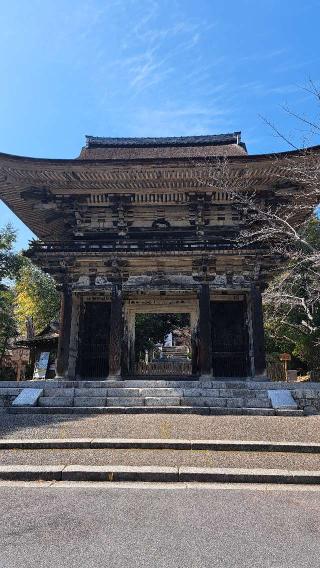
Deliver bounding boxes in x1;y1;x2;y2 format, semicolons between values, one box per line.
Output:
1;0;320;249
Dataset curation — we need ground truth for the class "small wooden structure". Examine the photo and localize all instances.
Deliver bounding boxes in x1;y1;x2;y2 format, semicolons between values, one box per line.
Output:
16;322;59;379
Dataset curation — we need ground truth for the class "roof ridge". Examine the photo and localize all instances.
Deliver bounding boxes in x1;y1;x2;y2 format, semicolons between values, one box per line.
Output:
85;132;242;148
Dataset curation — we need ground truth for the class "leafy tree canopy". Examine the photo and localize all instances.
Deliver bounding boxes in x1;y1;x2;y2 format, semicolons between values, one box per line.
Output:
0;224;22;284
0;225;21;365
14;259;60;335
264;216;320;370
135;313;189;361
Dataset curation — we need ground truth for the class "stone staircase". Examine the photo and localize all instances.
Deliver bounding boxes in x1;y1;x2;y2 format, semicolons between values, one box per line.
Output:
0;378;308;415
39;381;272;411
0;379;288;415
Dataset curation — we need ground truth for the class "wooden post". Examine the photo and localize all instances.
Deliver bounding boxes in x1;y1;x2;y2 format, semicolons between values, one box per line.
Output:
250;285;266;378
67;294;81;379
108;285;123;379
55;285;72;378
198;284;212;379
121;304;134;377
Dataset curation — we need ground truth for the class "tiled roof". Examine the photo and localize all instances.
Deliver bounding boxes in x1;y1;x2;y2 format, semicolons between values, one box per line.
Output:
79;132;248;159
85;132;243;148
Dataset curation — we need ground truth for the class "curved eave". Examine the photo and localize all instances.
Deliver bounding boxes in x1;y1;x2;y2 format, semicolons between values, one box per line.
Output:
0;144;319;241
0;143;320;165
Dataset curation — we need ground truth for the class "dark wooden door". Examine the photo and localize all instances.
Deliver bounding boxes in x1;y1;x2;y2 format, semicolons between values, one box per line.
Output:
77;301;111;378
211;301;249;377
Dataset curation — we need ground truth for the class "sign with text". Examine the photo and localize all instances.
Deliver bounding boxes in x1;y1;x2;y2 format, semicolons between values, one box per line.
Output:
279;353;291;362
33;351;50;379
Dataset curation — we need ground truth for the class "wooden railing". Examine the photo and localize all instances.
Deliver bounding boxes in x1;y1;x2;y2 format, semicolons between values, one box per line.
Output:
136;360;192;376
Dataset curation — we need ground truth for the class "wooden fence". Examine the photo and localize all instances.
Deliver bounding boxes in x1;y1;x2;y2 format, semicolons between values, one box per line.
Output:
136;360;192;376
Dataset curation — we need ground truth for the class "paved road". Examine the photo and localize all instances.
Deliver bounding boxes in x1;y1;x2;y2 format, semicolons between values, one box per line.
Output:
1;483;320;567
2;413;320;442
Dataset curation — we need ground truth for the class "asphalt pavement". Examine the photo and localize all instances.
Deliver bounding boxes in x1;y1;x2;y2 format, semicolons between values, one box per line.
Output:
1;413;320;442
1;447;320;470
0;483;320;567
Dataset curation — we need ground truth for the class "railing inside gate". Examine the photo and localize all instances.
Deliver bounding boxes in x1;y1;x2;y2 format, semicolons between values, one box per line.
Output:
136;360;192;376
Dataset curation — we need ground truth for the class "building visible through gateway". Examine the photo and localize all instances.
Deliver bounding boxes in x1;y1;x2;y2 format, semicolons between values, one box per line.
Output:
0;132;300;381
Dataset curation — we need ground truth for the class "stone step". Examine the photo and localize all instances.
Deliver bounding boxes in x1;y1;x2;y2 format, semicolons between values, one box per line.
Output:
38;397;74;407
40;386;271;400
9;406;281;416
75;388;108;397
43;388;75;397
74;397;107;407
106;397;144;407
1;446;318;470
36;395;271;409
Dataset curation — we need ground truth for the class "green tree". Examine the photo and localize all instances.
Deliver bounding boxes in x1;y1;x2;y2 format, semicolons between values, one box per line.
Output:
135;313;189;361
0;225;21;366
264;217;320;370
15;259;60;335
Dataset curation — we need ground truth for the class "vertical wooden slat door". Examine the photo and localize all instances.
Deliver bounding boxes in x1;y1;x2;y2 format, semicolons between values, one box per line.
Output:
77;301;111;379
211;301;249;378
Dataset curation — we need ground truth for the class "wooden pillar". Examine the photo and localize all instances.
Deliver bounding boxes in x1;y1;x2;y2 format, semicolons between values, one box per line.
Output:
122;307;135;377
67;294;81;379
108;285;123;379
250;285;266;378
198;284;213;379
55;286;72;378
190;307;199;376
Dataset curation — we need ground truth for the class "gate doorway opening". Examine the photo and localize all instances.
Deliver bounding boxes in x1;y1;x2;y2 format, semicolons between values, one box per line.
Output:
211;300;250;378
76;301;111;379
134;313;192;376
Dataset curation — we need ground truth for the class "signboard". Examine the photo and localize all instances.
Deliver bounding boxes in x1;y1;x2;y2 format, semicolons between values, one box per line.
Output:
33;352;50;379
279;353;291;362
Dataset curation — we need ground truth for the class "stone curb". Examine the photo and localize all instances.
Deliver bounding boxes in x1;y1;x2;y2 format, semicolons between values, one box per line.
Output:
0;465;320;484
8;406;292;416
178;467;320;484
0;438;319;453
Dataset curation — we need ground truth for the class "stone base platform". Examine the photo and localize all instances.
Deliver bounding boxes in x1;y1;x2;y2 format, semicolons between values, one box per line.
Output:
0;378;317;415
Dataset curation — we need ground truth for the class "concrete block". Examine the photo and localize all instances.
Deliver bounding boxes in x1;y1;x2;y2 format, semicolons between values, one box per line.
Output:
145;397;181;406
226;398;245;408
183;389;220;397
140;388;184;397
244;399;271;408
62;465;179;482
81;381;109;388
106;388;140;397
182;389;203;397
0;465;63;481
44;388;75;397
75;388;107;397
106;397;144;407
0;438;92;449
12;388;43;407
0;388;22;396
184;397;226;407
178;467;320;485
38;396;73;407
124;380;167;388
302;390;316;400
74;397;106;407
275;409;304;417
91;438;191;449
200;389;221;397
245;408;275;416
268;389;298;410
219;389;246;397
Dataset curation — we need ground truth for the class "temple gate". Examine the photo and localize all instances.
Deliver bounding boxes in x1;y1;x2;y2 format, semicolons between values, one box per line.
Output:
0;132;295;381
